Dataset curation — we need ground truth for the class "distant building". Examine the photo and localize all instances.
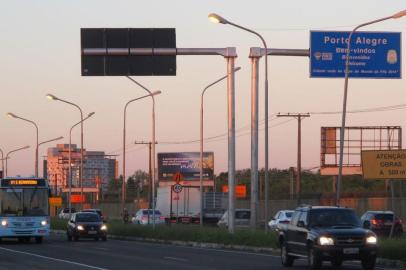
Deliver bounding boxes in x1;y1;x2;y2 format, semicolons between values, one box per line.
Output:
45;144;117;193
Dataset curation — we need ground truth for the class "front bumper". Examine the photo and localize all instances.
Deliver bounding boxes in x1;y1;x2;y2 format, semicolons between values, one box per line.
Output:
0;226;50;238
314;245;378;260
74;230;107;238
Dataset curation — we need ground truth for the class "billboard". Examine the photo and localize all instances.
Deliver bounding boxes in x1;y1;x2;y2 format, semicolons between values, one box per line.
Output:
310;31;401;78
158;152;214;181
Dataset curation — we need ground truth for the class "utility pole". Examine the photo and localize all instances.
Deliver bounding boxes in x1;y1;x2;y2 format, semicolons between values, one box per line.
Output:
277;113;310;205
134;141;158;208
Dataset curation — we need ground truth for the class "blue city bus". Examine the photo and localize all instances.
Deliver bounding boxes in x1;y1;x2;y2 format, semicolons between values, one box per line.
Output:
0;178;50;243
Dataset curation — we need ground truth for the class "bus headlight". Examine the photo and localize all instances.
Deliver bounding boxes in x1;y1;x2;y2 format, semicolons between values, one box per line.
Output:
101;225;107;230
1;220;7;227
366;235;377;245
77;225;84;231
41;220;47;226
318;236;334;245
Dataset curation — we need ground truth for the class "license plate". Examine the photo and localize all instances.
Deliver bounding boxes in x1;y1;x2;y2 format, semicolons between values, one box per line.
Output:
88;230;97;235
384;222;393;226
343;248;359;254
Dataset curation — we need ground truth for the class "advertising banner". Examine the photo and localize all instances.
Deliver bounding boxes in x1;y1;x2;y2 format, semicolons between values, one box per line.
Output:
158;152;214;181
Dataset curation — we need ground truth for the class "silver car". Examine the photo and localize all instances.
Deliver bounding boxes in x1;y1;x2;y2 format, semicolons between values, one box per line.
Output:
217;209;250;228
131;209;166;225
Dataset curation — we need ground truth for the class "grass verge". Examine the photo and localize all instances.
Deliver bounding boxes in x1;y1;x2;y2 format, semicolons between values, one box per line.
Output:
51;218;278;248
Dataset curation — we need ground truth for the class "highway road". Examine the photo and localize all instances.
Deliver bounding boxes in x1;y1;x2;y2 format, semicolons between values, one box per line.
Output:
0;234;399;270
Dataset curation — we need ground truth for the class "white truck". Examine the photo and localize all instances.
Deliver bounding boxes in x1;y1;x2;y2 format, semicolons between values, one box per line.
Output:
156;186;201;224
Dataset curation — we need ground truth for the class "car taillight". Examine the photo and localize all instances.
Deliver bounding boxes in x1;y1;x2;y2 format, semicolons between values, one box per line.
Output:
371;219;378;226
397;218;402;224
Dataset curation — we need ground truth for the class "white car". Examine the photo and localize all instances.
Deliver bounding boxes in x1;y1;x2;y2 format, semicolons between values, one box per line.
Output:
268;210;293;230
131;209;166;225
58;208;76;219
217;209;251;228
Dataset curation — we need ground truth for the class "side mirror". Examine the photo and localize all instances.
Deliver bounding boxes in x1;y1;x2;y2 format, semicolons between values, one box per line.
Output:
297;221;305;228
363;220;371;229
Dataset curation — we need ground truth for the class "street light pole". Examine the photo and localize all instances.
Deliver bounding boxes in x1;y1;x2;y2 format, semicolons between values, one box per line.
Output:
209;13;269;230
336;10;406;206
125;77;160;229
38;136;64;178
5;145;30;177
200;67;241;226
46;94;85;210
122;92;161;216
7;113;39;177
68;112;95;215
0;148;4;177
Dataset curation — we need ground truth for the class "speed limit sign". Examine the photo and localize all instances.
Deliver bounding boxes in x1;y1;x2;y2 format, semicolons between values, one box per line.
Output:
173;183;183;193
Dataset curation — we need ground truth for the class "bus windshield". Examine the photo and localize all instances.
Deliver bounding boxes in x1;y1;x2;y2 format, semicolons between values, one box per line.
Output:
0;188;49;217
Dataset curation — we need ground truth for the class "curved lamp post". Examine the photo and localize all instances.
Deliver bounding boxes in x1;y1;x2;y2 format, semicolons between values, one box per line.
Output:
5;145;30;177
199;67;241;226
39;136;64;178
68;112;95;215
126;76;160;229
209;13;269;230
122;91;161;215
7;113;39;177
47;94;85;210
336;10;406;206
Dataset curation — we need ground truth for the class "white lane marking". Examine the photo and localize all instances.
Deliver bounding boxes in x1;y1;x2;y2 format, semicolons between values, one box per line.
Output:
0;246;109;270
164;256;189;262
94;247;109;251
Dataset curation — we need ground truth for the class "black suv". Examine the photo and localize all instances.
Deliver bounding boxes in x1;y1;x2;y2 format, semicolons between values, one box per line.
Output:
279;206;378;270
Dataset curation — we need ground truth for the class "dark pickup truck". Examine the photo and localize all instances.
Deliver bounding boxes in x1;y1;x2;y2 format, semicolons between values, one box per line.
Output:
278;206;378;270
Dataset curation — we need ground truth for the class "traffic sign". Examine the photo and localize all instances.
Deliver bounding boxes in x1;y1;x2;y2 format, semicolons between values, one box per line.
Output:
310;31;401;78
361;150;406;179
49;197;62;207
81;28;176;76
172;171;183;183
172;183;183;193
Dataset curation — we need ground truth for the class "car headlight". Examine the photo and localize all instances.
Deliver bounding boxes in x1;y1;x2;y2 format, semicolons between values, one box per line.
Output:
101;225;107;230
366;235;377;245
1;220;7;227
319;236;334;245
41;220;47;226
77;225;84;231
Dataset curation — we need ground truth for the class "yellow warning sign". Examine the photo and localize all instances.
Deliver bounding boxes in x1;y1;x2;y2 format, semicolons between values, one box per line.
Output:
361;150;406;179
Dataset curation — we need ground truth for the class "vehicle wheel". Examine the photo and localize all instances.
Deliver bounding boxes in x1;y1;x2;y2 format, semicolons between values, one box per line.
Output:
18;237;25;243
94;237;99;241
73;236;79;242
308;246;322;270
67;233;72;241
331;258;343;268
280;241;294;267
35;237;43;244
361;256;376;270
394;226;403;237
102;236;107;241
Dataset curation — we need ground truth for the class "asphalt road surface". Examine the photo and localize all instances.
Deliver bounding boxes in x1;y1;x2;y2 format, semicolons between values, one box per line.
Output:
0;234;399;270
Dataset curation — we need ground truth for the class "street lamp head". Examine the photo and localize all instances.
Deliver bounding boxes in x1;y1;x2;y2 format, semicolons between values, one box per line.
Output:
392;10;406;19
23;145;30;150
234;67;242;72
87;112;95;117
6;112;17;118
151;91;162;96
46;94;58;101
208;13;228;24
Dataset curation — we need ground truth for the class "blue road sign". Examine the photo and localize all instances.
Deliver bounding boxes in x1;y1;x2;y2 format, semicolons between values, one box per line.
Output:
310;31;401;78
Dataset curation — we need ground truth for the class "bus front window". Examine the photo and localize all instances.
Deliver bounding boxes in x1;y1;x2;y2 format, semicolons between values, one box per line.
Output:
23;189;48;216
0;189;23;217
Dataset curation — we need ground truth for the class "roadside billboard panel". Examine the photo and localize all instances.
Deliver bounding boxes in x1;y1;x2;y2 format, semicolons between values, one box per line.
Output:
158;152;214;181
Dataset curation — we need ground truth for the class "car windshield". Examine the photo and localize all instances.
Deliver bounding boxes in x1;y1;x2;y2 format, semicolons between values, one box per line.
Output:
76;213;101;222
0;188;48;217
309;209;360;228
142;210;161;215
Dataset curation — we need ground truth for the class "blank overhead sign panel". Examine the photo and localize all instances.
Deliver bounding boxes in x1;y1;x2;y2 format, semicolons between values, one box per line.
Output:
81;28;176;76
310;31;401;78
